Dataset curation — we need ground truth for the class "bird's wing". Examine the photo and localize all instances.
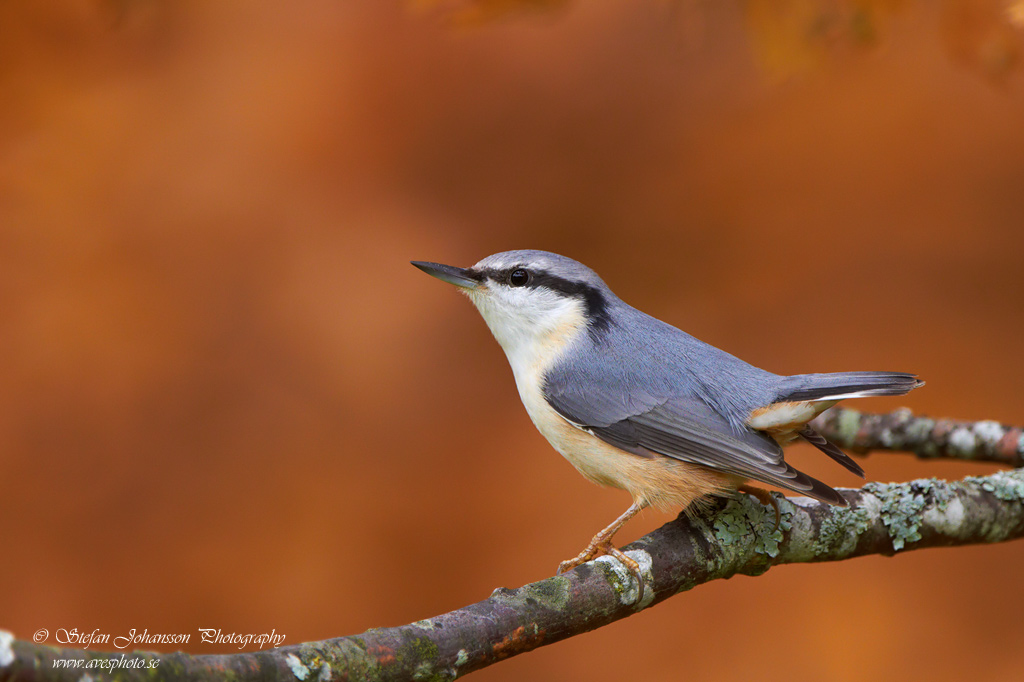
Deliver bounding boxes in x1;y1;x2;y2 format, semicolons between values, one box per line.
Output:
544;370;846;504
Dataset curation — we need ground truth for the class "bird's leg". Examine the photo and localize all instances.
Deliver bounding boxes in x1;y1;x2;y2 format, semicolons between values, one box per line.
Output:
557;501;645;573
557;501;647;600
737;484;781;531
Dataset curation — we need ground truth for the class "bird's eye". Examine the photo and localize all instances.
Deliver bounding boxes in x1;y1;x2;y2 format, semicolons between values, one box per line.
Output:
508;268;530;287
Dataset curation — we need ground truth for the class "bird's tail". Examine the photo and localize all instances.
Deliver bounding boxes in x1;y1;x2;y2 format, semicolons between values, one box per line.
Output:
778;371;924;403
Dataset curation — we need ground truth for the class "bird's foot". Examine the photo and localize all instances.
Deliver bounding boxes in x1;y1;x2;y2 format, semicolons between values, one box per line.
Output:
556;539;605;575
557;538;645;603
737;484;781;531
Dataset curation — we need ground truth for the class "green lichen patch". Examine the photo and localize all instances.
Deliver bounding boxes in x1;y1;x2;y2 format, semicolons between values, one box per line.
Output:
711;497;786;559
836;408;862;446
490;575;571;613
411;620;437;631
411;661;445;681
711;499;752;546
866;482;923;550
777;498;816;562
926;479;954;512
400;637;439;664
864;479;949;551
813;496;877;557
965;469;1024;502
394;637;444;682
905;416;937;454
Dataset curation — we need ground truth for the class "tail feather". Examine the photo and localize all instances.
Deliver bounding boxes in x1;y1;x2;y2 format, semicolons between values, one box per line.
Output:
758;371;922;506
799;425;866;479
785;466;849;507
781;371;924;402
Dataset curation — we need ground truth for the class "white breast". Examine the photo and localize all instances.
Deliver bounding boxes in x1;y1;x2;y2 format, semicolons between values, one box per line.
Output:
502;312;589;455
494;312;650;491
465;292;613;479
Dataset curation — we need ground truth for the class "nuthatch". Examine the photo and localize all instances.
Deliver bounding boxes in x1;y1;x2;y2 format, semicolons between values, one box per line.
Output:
413;250;922;591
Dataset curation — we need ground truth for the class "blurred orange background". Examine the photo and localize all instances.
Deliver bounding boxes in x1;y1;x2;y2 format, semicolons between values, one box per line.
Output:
2;1;1024;681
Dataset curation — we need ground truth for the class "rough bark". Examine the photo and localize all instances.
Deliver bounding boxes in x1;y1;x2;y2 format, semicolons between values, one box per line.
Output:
812;407;1024;467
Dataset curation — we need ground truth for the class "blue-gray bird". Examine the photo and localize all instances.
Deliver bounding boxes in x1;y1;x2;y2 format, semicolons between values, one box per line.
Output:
412;250;922;584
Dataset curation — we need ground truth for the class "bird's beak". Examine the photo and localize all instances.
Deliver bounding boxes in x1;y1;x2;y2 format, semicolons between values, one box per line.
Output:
411;261;480;289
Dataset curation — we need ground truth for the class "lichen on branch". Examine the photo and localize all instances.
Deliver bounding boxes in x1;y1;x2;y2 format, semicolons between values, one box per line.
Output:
813;407;1024;467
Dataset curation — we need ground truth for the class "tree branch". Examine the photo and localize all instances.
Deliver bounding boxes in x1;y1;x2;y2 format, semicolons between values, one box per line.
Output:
4;414;1023;682
812;407;1024;467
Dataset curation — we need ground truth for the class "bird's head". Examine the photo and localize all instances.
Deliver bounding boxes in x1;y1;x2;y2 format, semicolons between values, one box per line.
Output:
412;250;614;356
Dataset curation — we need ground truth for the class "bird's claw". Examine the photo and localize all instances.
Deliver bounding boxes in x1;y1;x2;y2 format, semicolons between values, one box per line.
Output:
557;541;646;603
556;543;602;575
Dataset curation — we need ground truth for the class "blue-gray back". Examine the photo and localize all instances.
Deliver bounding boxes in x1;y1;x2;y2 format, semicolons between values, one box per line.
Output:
546;296;784;431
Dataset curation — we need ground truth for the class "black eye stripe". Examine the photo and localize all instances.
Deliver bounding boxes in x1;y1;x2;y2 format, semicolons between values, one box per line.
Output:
476;266;611;335
530;273;610;333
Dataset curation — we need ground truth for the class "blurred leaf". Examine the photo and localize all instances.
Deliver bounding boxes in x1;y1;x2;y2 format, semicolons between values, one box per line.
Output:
409;0;570;25
1010;0;1024;27
742;0;907;80
743;0;830;79
941;0;1022;80
409;0;1023;83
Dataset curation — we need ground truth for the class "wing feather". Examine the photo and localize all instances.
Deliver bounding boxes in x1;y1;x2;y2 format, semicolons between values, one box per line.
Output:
546;388;846;504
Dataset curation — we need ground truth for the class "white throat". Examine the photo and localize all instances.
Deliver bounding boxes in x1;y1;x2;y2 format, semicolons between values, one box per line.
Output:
465;288;587;388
